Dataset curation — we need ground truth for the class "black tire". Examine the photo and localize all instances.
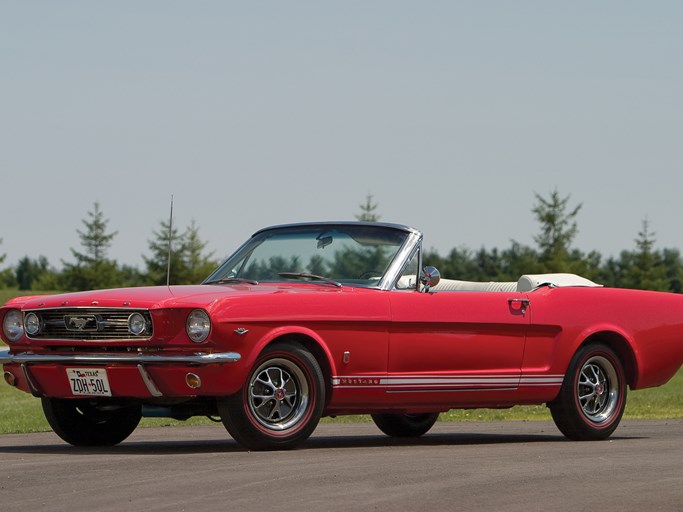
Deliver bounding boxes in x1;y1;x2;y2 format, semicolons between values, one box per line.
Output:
218;342;325;450
41;398;141;446
371;412;440;438
549;343;627;441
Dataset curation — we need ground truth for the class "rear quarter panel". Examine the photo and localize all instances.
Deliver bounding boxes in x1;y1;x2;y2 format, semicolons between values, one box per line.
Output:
527;286;683;390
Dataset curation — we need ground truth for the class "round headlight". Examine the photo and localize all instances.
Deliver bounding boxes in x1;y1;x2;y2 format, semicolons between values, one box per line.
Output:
24;312;41;336
186;309;211;343
2;310;25;343
128;312;148;336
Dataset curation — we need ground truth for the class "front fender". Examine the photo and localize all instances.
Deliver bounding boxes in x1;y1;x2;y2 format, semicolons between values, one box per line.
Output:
240;325;338;378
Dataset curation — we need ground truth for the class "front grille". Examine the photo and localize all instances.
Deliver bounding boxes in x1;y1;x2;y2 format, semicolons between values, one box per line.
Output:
27;308;153;341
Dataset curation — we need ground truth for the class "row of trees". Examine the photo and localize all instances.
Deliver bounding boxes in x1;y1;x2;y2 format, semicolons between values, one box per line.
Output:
358;191;682;294
0;202;218;291
0;192;681;293
423;192;682;293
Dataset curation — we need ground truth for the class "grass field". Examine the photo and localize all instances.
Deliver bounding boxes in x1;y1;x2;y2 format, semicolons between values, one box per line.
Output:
1;368;681;435
1;289;682;434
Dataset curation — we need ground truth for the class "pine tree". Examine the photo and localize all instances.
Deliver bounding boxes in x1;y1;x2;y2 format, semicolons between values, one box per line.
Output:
71;202;118;264
532;190;582;272
0;238;15;288
623;219;669;291
62;202;121;291
356;194;380;222
143;219;217;285
143;219;187;285
182;220;218;283
16;256;51;290
662;248;683;294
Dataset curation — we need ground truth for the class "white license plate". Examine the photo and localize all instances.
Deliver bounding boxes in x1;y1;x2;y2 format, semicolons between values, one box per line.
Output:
66;368;112;397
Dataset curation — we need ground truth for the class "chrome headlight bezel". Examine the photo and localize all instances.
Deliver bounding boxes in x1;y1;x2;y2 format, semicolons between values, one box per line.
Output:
24;312;42;337
127;312;149;336
186;309;211;343
2;310;25;343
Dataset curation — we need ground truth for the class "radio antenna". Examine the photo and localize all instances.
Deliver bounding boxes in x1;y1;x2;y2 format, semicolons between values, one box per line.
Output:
166;195;174;287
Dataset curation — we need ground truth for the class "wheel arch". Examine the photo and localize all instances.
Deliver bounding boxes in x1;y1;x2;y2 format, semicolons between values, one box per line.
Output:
577;330;639;388
248;327;337;409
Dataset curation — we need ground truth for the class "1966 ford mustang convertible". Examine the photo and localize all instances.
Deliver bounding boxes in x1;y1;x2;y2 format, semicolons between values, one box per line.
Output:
2;222;683;450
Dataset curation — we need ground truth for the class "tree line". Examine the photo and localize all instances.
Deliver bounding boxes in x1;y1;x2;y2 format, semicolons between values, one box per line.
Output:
422;191;682;293
0;192;681;293
0;202;217;291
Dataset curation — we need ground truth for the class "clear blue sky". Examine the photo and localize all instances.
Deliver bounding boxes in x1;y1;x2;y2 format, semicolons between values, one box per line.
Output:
1;1;681;269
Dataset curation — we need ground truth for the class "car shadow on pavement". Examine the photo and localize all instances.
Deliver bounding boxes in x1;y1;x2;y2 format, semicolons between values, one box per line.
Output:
0;430;642;455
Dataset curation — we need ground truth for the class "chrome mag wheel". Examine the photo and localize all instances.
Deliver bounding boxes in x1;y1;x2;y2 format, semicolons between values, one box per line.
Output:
248;358;310;431
577;355;619;423
218;341;325;450
550;343;626;441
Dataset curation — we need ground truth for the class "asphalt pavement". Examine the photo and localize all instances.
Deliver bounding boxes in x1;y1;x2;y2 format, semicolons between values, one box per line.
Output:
1;419;681;512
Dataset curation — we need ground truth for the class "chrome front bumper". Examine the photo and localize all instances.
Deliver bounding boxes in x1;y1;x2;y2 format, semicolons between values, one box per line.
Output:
0;349;242;398
0;349;241;365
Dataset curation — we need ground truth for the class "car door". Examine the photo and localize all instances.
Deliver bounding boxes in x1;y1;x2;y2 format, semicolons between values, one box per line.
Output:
387;289;530;407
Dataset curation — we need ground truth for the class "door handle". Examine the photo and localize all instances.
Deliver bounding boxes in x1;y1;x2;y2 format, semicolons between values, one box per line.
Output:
508;298;530;315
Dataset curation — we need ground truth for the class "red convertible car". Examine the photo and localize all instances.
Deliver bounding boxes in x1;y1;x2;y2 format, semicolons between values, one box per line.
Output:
2;222;682;450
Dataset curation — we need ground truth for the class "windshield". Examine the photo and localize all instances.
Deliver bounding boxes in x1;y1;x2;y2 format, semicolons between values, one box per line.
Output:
205;224;410;288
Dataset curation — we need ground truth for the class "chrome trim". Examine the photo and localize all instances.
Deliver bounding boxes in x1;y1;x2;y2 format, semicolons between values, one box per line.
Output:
204;222;424;291
386;387;518;394
378;230;423;291
507;298;530;315
251;221;420;237
205;222;422;286
24;307;154;342
21;363;44;397
24;306;150;311
416;243;423;292
137;364;163;397
24;337;153;344
0;349;241;365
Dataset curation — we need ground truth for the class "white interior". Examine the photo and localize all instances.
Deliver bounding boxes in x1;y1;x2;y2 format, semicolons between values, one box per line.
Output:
427;273;602;293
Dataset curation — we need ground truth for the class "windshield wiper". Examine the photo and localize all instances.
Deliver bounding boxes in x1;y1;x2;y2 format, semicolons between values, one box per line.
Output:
204;277;259;286
278;272;342;288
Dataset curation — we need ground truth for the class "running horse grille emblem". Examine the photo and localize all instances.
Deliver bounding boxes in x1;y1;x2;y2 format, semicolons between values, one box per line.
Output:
64;315;99;332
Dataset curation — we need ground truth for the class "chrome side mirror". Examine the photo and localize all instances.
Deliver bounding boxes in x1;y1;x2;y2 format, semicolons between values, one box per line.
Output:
421;266;441;292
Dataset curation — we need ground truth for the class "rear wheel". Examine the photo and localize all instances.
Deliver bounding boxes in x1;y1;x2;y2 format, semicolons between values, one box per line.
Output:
550;343;626;440
41;398;141;446
371;412;440;438
218;342;325;450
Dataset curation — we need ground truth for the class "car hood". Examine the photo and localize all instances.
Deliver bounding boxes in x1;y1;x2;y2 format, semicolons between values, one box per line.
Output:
9;284;350;311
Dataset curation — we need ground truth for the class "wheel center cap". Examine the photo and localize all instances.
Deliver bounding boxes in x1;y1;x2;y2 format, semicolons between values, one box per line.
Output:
275;388;286;400
596;384;604;395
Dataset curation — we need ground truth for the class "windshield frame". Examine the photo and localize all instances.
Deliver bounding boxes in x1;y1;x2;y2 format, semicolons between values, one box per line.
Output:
204;222;422;290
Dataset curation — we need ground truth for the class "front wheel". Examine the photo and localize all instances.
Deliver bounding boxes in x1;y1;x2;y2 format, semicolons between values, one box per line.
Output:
549;343;627;441
42;398;141;446
218;342;325;450
371;412;440;438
